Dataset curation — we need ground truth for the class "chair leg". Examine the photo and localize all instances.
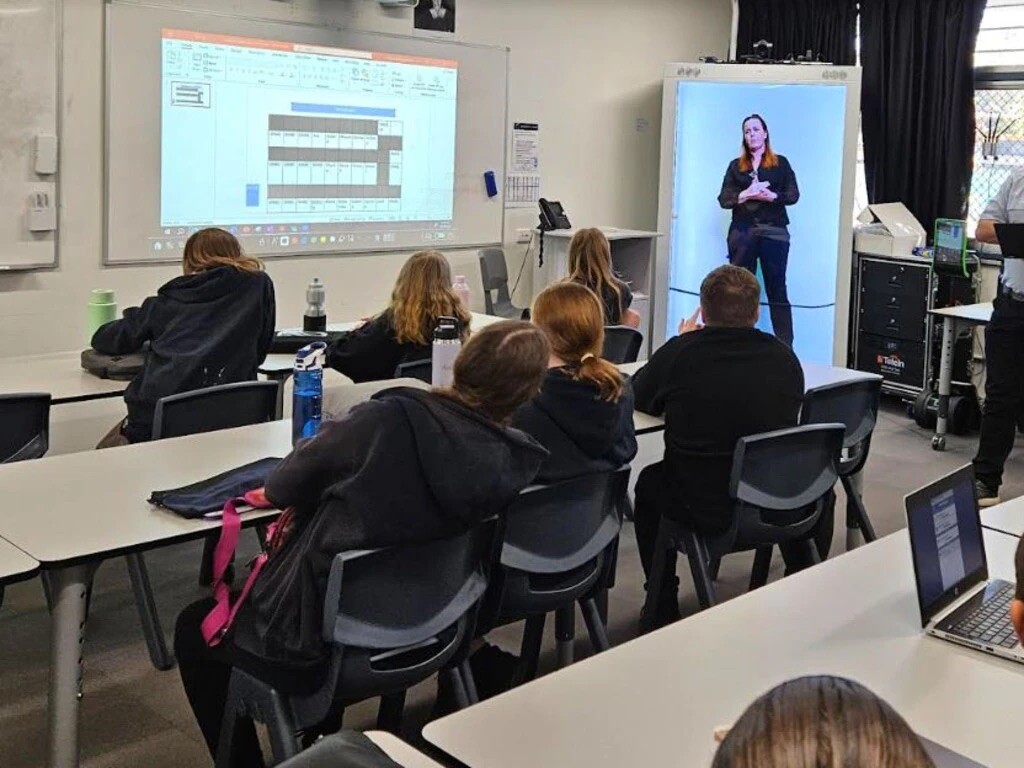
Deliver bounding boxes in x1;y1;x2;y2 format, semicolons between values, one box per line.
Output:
842;475;877;543
580;597;611;654
621;495;635;522
555;605;575;669
517;614;546;683
749;546;773;591
709;558;721;581
446;666;470;710
641;519;673;627
682;532;717;610
459;659;480;705
198;533;217;587
125;553;175;671
263;690;300;766
595;588;609;626
377;691;406;733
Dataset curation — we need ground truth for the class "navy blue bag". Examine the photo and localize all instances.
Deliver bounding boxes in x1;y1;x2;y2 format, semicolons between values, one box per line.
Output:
149;457;282;519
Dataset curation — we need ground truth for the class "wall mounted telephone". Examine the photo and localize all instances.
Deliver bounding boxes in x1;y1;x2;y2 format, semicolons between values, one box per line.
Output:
538;198;571;231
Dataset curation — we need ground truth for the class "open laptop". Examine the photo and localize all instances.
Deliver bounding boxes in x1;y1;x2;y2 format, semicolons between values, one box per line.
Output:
995;222;1024;258
905;464;1024;663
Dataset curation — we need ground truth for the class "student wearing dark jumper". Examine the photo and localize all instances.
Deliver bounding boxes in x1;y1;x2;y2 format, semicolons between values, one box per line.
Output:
326;250;471;382
174;321;550;767
566;227;641;329
511;281;638;482
92;227;276;446
631;265;818;630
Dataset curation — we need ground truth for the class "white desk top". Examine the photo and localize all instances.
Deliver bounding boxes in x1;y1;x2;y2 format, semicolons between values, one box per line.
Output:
0;538;39;585
929;302;993;324
425;530;1020;768
620;360;881;392
982;496;1024;538
536;227;661;241
365;732;443;767
0;351;126;404
0;420;290;566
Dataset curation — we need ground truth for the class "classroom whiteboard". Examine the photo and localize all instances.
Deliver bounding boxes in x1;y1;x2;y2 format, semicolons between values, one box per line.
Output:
0;0;59;270
105;2;509;265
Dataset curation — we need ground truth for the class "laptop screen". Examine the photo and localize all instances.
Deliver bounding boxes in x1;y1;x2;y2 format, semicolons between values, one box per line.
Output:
905;465;988;626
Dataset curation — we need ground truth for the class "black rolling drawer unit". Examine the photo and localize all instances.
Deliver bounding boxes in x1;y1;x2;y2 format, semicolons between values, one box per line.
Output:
853;256;932;396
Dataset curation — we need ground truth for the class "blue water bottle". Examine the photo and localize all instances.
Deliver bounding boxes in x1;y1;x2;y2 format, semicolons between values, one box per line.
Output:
292;342;326;445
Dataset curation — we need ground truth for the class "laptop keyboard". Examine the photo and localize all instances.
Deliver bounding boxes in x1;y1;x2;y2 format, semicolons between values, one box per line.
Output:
949;583;1020;649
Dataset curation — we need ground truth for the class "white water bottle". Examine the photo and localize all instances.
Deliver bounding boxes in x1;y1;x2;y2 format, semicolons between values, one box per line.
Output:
431;316;461;387
453;275;471;311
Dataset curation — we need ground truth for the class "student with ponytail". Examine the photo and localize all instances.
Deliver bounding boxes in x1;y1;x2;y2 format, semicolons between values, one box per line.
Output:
511;281;637;481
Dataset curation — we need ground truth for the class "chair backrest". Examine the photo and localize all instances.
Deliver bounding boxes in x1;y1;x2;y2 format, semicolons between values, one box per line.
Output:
728;423;845;546
0;393;51;463
151;381;280;441
478;248;518;318
800;377;882;476
292;520;498;724
602;326;643;364
393;359;432;383
480;467;629;626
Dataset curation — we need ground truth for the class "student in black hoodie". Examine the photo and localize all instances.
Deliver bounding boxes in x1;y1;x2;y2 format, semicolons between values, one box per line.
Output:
326;250;471;382
174;321;550;767
92;228;275;446
512;281;638;481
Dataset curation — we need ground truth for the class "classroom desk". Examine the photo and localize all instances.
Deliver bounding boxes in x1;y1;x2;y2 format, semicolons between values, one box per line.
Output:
927;302;993;452
0;351;126;404
981;495;1024;538
425;530;1020;768
0;538;39;587
0;420;291;768
365;732;443;767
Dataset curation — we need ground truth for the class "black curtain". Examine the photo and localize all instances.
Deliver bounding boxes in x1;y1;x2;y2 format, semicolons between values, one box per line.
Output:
736;0;858;66
860;0;986;232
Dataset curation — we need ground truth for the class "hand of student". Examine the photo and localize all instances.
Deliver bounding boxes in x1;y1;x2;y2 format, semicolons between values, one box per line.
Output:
1011;598;1024;645
678;307;703;335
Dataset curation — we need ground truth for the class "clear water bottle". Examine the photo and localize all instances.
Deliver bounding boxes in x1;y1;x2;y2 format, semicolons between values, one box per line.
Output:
292;341;326;444
453;275;471;311
303;278;327;332
431;316;461;387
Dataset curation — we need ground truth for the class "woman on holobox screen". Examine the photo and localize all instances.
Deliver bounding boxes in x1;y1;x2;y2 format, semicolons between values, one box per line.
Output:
717;114;800;346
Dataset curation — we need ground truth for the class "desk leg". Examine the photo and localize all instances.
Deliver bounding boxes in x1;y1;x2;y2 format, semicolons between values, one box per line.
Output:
47;562;98;768
933;316;956;451
845;471;864;550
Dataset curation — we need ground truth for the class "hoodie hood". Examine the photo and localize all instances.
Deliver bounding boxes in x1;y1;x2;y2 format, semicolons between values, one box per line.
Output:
532;368;634;459
158;266;261;305
376;387;548;526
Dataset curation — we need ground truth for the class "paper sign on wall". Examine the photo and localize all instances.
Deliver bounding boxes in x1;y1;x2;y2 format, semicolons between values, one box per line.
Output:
512;122;540;173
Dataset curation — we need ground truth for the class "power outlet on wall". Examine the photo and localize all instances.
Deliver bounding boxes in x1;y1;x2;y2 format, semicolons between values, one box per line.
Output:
515;228;532;243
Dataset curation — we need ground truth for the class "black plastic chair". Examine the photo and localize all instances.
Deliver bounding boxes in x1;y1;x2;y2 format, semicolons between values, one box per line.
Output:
216;522;498;766
602;326;643;364
393;359;432;383
479;248;524;319
800;378;883;547
0;392;51;463
642;424;844;616
128;380;282;671
477;467;629;681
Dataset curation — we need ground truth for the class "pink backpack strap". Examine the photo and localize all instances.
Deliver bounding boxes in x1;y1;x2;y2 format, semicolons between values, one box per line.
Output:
201;496;273;647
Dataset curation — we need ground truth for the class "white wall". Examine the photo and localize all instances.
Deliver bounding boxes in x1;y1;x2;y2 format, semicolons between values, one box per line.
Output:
0;0;731;358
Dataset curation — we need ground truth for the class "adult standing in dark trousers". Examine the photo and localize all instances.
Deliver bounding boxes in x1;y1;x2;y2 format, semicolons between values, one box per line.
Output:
972;168;1024;507
717;114;800;346
631;266;822;632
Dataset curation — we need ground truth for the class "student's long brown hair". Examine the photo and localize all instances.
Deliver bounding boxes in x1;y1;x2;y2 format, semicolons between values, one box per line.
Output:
183;228;263;275
443;320;549;424
712;676;935;768
566;228;624;321
737;114;779;173
532;282;625;402
389;250;472;345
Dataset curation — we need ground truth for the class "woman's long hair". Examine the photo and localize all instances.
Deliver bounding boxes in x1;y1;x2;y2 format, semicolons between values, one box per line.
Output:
712;676;935;768
442;320;549;424
182;228;263;275
566;228;623;321
532;282;625;402
737;114;779;173
389;250;472;345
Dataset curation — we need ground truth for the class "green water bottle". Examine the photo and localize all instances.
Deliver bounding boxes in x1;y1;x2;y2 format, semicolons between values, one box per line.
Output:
87;289;117;344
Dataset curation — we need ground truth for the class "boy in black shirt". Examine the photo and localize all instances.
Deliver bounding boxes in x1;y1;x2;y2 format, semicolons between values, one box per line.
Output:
632;265;806;629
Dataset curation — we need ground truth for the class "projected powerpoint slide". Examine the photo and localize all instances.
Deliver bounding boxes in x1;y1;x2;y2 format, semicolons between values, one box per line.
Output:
158;29;457;252
666;82;847;364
